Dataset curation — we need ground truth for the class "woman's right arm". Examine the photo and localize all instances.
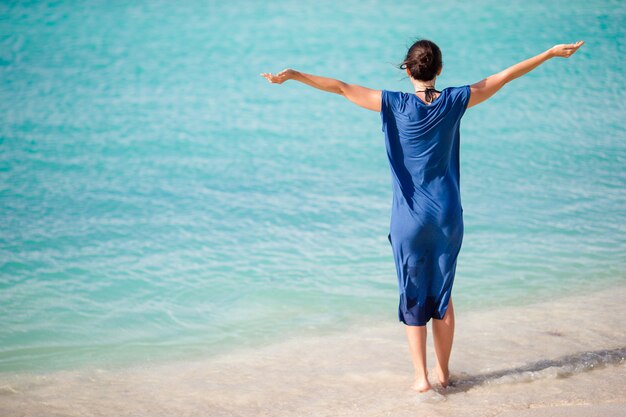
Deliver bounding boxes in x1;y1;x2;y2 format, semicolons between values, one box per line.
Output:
467;41;584;109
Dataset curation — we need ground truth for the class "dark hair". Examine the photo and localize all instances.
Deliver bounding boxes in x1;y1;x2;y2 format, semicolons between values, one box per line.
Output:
397;39;443;81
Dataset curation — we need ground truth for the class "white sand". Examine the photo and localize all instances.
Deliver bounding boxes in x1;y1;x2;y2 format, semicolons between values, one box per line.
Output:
499;403;625;417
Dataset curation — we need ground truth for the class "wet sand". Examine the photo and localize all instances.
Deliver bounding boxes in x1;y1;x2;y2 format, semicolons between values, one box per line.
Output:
1;284;624;416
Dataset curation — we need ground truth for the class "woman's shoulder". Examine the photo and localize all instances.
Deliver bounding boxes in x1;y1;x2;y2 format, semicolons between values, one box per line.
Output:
444;85;471;99
440;85;469;95
381;89;402;111
382;89;416;104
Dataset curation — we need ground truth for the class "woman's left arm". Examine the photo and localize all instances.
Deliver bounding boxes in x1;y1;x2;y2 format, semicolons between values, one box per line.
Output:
261;69;382;112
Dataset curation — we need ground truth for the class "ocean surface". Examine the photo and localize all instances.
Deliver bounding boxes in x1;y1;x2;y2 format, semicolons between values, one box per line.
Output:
1;0;625;375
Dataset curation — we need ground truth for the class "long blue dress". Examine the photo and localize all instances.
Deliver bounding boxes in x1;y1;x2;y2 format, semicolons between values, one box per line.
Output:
380;85;471;326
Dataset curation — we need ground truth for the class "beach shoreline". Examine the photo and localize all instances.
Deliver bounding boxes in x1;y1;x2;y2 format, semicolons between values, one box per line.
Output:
1;283;624;417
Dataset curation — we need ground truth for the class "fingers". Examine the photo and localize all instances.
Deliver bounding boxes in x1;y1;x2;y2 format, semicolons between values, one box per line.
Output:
567;41;584;56
260;72;277;83
260;69;291;84
567;40;584;51
569;41;584;49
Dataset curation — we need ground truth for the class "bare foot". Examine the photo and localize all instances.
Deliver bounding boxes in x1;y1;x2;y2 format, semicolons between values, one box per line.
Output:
435;367;450;388
411;378;433;393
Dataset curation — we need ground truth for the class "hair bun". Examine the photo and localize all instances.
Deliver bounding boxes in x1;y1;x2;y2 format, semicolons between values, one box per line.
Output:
397;39;442;82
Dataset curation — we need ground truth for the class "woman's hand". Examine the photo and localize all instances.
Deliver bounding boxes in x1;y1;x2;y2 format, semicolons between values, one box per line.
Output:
260;68;297;84
549;41;585;58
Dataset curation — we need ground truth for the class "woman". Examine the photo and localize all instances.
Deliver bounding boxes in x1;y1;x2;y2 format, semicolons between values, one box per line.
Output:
261;38;584;394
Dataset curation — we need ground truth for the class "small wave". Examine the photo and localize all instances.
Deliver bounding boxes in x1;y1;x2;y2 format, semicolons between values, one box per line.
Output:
449;347;626;390
0;385;20;395
414;388;447;403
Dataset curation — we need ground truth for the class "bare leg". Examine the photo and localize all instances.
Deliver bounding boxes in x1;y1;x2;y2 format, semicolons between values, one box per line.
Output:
405;324;432;392
432;297;455;387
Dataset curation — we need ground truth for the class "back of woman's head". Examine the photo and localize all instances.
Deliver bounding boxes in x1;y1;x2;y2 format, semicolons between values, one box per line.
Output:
398;39;442;81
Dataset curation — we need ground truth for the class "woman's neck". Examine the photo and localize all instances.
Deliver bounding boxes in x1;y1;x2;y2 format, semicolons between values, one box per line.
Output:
411;78;438;91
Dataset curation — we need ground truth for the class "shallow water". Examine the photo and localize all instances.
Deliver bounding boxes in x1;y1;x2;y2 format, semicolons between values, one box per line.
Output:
1;0;625;375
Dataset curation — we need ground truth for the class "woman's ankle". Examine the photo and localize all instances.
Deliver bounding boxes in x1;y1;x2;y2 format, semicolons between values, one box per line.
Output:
435;367;450;388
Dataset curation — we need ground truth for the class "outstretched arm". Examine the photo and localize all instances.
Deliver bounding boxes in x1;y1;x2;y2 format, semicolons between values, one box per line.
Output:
467;41;585;109
260;69;382;112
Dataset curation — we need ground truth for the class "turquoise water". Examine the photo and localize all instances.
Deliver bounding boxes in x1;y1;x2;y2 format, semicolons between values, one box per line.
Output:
1;0;624;373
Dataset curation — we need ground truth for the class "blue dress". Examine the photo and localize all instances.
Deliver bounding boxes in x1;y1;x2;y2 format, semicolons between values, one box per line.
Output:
380;85;471;326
